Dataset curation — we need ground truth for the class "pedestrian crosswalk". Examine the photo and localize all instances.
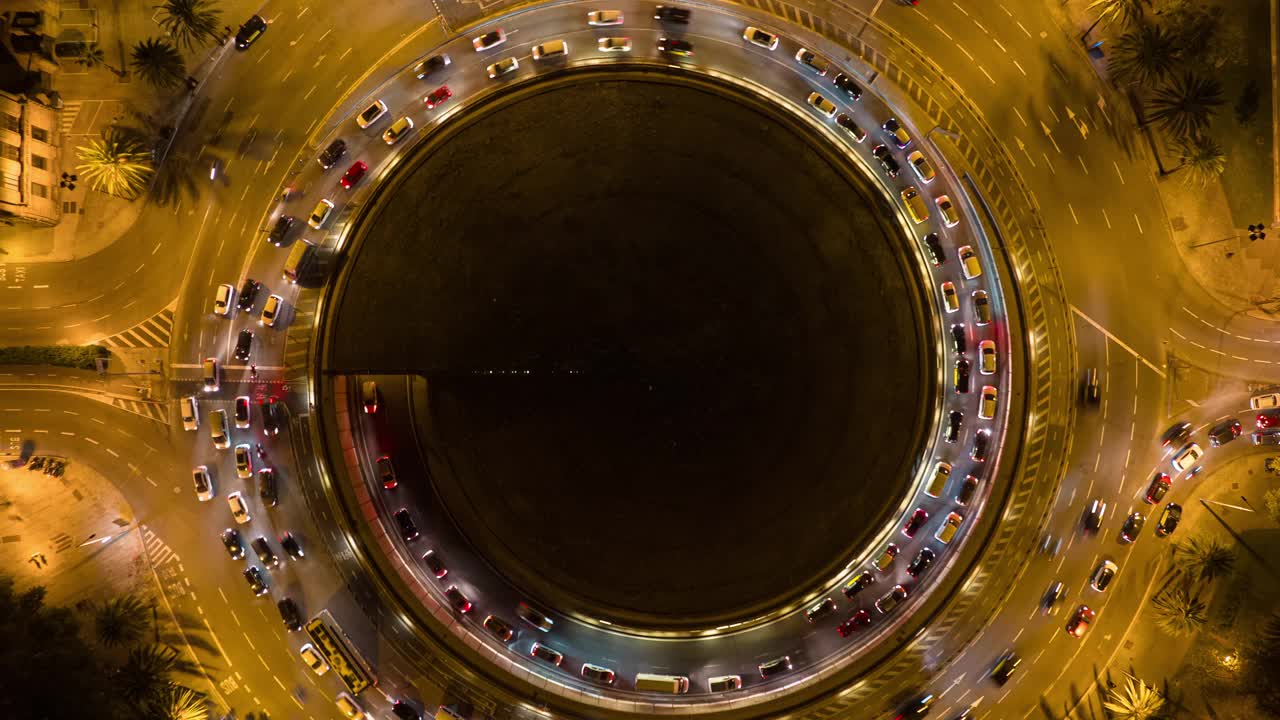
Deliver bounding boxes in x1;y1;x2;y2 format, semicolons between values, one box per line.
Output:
99;307;175;349
142;525;180;567
59;101;82;135
111;397;169;424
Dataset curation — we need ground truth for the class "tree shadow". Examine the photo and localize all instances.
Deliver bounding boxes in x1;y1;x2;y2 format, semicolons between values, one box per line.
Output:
148;149;200;207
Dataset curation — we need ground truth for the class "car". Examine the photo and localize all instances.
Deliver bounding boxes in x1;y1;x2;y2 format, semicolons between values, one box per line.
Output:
794;48;829;75
193;465;214;501
1253;431;1280;445
516;601;554;631
1249;392;1280;409
945;410;963;443
487;57;519;78
221;528;244;560
227;492;250;524
393;508;419;541
954;357;972;393
875;585;909;614
213;284;234;317
1043;580;1067;612
901;185;929;223
308;199;335;230
422;549;447;578
805;597;837;623
955;474;979;505
906;150;935;183
277;597;302;631
1145;472;1171;503
235;444;253;479
258;467;278;507
979;340;997;375
882;118;911;148
582;663;616;684
383;117;413;145
658;37;693;56
806;92;837;118
413;54;451;79
871;144;900;177
237;279;261;312
1170;443;1203;472
1091;559;1118;591
835;113;866;142
708;675;743;692
654;5;691;23
340;160;368;189
444;585;472;612
391;702;421;720
1160;421;1192;448
1258;411;1280;429
950;323;967;353
335;692;368;720
1084;498;1106;532
243;566;268;596
907;547;935;577
252;536;279;567
181;395;199;431
972;290;992;324
1120;511;1145;542
233;329;253;362
472;29;506;51
758;656;792;679
587;9;624;25
260;294;282;327
970;428;990;462
1066;605;1095;637
941;281;959;313
532;40;568;60
979;385;998;419
233;396;251;429
895;694;935;717
281;532;303;559
842;570;875;599
483;614;515;642
262;396;282;435
831;73;862;101
990;652;1021;685
209;407;229;447
377;456;397;489
317;138;347;170
873;543;899;572
958;245;981;278
1155;503;1182;536
362;380;378;413
300;643;330;675
935;511;963;544
903;508;928;537
743;26;779;50
936;195;960;227
598;37;632;51
266;215;294;247
530;642;563;665
837;609;872;637
925;461;952;497
356;100;388;129
234;14;267;50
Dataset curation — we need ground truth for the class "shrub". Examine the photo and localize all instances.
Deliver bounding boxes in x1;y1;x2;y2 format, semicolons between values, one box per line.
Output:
0;345;109;369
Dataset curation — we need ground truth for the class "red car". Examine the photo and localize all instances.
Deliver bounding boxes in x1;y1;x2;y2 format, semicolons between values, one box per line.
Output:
340;160;368;189
1065;605;1095;637
836;609;871;637
902;508;929;538
1257;411;1280;430
1144;473;1171;504
424;85;452;109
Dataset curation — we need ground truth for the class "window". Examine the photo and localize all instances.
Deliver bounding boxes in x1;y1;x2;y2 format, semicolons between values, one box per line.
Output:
30;182;48;198
1;114;17;133
31;154;47;170
30;126;49;143
0;142;18;161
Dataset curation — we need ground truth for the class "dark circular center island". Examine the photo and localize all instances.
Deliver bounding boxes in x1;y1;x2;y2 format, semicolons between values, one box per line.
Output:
325;69;934;628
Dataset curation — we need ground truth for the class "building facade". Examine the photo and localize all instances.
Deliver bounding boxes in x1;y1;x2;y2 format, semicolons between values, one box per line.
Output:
0;90;59;226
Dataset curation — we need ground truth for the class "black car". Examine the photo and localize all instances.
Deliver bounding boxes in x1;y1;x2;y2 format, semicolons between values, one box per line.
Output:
950;324;967;354
243;566;268;596
835;113;865;142
907;547;935;577
252;536;278;567
1120;512;1145;542
267;215;295;247
871;144;900;178
258;467;278;507
233;329;253;361
842;570;875;599
1042;580;1067;611
237;279;261;311
1160;421;1192;448
923;232;946;266
277;597;303;631
414;53;451;79
280;532;303;559
990;651;1021;685
657;37;693;55
898;694;934;717
445;585;472;613
317;139;347;170
234;14;267;50
422;549;447;578
832;73;862;101
970;428;990;462
221;528;244;560
1084;498;1106;533
945;410;963;443
1155;503;1182;536
954;357;972;393
654;5;692;22
391;702;421;720
394;508;420;541
1209;419;1242;447
262;397;282;435
955;474;979;505
758;656;792;679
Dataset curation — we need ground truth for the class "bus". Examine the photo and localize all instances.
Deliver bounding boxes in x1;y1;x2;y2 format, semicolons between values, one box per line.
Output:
304;609;375;695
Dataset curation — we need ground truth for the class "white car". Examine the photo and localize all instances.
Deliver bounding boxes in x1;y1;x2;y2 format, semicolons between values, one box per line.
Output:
979;340;997;375
586;10;623;25
213;284;234;317
260;294;282;327
598;37;631;52
1250;393;1280;409
472;29;506;51
743;26;779;50
487;57;519;79
936;195;960;227
941;281;959;313
958;245;982;279
299;643;330;675
181;395;199;431
806;92;837;119
906;150;936;184
383;116;413;145
532;39;568;60
308;199;334;229
193;465;214;502
227;491;251;524
355;99;387;129
235;443;253;479
1170;443;1203;472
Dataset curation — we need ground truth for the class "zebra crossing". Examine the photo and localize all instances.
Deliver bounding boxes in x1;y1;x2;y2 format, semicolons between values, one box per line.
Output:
111;396;169;424
98;307;175;349
141;525;180;567
59;101;82;135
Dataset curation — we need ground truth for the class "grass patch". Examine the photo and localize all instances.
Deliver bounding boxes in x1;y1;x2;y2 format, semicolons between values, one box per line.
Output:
0;345;108;369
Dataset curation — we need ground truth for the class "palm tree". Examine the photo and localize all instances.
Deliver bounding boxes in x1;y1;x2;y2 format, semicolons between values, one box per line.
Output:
156;0;222;52
130;37;186;90
1103;677;1165;719
150;684;208;720
117;643;179;708
1108;23;1180;87
1145;71;1224;140
94;594;150;648
1150;586;1208;637
76;129;155;199
1173;534;1236;583
1084;0;1152;34
76;42;126;77
1165;135;1226;185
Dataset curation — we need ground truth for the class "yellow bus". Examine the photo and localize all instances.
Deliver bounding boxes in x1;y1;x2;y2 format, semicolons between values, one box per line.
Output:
304;610;375;695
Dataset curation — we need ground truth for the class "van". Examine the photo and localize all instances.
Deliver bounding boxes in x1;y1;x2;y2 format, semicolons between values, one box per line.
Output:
901;186;929;224
635;673;689;694
707;675;742;692
1250;393;1280;410
935;512;963;544
924;461;952;498
532;39;568;60
209;409;230;450
181;395;199;431
874;584;908;614
283;238;316;284
202;357;219;392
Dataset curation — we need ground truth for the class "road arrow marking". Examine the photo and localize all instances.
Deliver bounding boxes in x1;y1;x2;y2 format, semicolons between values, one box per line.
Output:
1041;121;1062;153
